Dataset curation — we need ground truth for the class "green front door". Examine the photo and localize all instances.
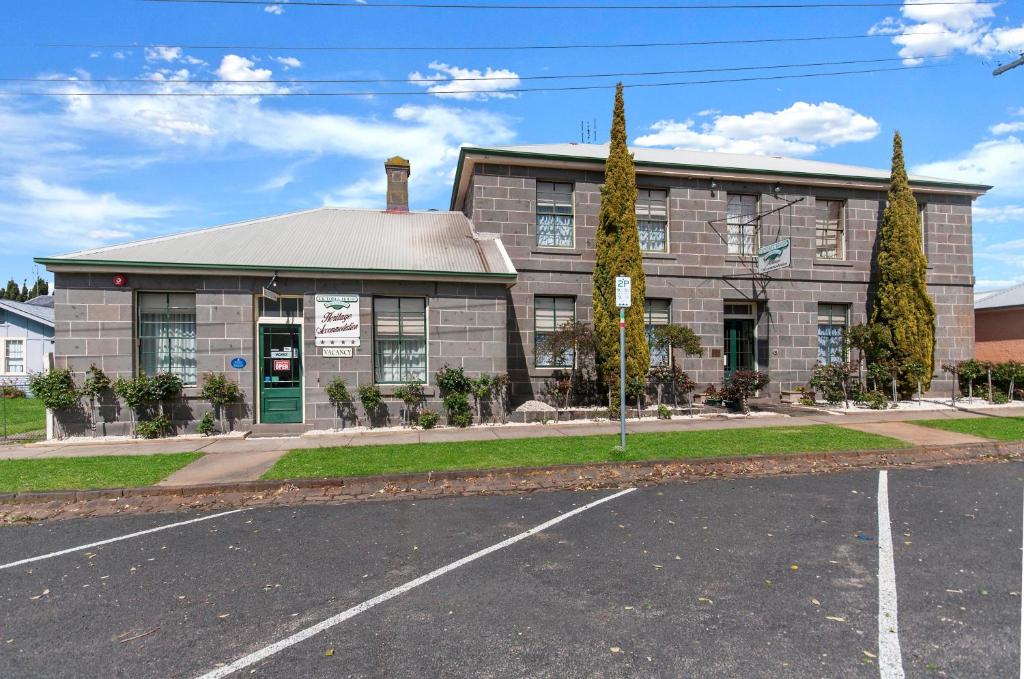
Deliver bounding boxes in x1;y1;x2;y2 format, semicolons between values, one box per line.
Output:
259;324;303;424
724;319;756;377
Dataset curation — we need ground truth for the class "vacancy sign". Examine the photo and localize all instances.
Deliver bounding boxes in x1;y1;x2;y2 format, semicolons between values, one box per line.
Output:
615;276;632;308
314;294;360;347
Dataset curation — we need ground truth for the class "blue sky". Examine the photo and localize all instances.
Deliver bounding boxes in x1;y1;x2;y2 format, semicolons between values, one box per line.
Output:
1;0;1022;289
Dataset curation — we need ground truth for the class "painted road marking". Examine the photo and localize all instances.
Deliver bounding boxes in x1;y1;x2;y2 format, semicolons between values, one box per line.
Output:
194;487;638;679
0;508;251;571
877;470;905;679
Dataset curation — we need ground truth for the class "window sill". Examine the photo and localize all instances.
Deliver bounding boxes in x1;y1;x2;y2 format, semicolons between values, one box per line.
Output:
724;256;757;264
642;252;674;260
813;260;855;268
533;366;573;372
531;248;583;257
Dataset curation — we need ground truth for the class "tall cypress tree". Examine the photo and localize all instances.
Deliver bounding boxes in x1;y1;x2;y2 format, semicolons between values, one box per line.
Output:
592;83;649;393
871;131;936;395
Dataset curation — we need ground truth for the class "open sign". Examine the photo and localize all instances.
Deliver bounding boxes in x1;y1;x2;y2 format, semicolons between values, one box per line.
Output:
272;359;291;372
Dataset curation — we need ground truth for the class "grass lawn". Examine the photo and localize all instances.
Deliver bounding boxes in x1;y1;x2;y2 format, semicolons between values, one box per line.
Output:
0;453;202;493
0;398;46;437
264;424;909;480
915;416;1024;442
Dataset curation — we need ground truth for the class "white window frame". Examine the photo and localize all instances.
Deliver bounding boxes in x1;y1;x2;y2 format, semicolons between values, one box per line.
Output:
534;296;576;369
815;198;846;260
2;338;26;375
726;194;759;256
644;299;671;367
637;188;669;253
372;296;428;385
257;294;304;325
535;181;575;249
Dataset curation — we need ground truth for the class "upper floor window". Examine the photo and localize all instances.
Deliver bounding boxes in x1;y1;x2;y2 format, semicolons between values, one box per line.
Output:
817;303;848;366
3;339;24;374
727;194;757;255
373;297;427;384
644;299;671;367
815;199;845;260
534;296;575;368
536;181;574;248
637;188;668;253
138;292;197;385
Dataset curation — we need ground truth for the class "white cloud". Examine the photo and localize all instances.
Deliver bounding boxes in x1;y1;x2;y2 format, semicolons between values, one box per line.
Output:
991;121;1024;135
0;175;175;252
634;101;879;157
145;46;183;62
914;136;1024;195
974;204;1024;223
264;4;283;13
271;56;302;69
320;177;387;209
409;61;521;101
977;277;1024;290
871;1;1024;64
216;55;272;82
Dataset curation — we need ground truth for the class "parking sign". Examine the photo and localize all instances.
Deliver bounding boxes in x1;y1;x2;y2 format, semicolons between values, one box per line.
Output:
615;276;632;308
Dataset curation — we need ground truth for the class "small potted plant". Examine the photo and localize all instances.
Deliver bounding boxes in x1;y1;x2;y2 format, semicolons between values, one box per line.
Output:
703;384;722;407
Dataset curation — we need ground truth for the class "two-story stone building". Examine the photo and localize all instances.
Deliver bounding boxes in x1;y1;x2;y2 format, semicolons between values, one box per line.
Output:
37;145;987;436
451;143;987;401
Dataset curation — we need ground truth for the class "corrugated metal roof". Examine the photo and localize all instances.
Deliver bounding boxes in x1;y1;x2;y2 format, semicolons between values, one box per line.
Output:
463;143;989;189
40;208;516;279
0;299;55;326
976;282;1024;310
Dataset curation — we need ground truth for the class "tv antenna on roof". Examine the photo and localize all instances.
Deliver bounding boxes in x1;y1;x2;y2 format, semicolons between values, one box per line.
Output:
580;119;598;144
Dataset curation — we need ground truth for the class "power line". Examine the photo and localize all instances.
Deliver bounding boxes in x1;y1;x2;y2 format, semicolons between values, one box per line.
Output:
141;0;997;10
0;55;947;84
0;30;948;53
0;63;942;96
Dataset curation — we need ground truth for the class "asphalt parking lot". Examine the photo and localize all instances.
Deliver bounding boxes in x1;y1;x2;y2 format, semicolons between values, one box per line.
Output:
1;462;1021;678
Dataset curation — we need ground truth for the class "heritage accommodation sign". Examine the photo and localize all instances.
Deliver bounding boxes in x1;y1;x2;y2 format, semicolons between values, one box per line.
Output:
757;238;792;274
314;294;360;347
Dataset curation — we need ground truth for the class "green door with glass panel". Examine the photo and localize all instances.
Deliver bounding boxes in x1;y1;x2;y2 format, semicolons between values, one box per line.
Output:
724;319;756;377
259;324;303;423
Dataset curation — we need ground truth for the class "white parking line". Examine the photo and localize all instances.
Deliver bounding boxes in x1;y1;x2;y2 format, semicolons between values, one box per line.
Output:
877;470;905;679
193;487;637;679
0;508;251;571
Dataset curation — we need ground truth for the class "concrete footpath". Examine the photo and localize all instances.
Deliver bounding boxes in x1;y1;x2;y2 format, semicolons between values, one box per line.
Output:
2;406;1022;487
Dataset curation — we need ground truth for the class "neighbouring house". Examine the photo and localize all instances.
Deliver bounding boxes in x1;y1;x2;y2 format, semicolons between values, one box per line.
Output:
0;295;55;392
975;282;1024;362
36;145;988;437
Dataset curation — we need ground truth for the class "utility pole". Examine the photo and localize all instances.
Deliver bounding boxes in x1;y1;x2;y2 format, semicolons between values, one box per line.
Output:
993;53;1024;76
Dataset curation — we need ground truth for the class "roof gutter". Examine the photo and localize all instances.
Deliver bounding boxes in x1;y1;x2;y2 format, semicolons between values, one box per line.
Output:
35;257;518;285
450;146;992;209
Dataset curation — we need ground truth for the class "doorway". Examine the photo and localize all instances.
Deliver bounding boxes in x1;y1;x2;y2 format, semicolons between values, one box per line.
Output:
724;302;757;377
259;324;303;423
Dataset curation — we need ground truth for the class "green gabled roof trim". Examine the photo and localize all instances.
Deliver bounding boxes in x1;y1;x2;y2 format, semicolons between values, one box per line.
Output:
449;146;992;210
33;257;518;280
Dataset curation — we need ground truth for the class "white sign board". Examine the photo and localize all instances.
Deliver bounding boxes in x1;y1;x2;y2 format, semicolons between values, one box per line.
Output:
262;286;279;302
314;294;360;347
757;238;792;274
615;276;632;308
323;347;353;358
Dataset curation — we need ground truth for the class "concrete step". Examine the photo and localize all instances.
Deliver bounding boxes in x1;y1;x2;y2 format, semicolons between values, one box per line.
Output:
249;423;311;439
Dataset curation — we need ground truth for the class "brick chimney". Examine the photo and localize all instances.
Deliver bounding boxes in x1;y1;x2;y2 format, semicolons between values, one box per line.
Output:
384;156;411;212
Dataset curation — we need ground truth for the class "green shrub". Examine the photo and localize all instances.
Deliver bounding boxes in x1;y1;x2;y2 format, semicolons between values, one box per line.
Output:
721;370;770;413
442;391;473;427
1;385;26;399
136;415;170;439
810;363;854;406
198;411;217;436
394;381;425;426
28;368;79;411
417;410;440;429
859;390;891;410
358;384;384;427
80;364;111;400
435;365;471;395
657;404;671;419
200;372;241;432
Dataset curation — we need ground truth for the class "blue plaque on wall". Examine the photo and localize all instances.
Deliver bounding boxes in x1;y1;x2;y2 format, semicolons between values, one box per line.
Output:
230;357;247;369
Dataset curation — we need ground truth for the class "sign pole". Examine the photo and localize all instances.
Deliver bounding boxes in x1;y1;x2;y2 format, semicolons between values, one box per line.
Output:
619;307;626;449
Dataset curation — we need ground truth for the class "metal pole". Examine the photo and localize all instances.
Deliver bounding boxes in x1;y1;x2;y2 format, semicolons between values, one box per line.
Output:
619;307;626;448
993;53;1024;76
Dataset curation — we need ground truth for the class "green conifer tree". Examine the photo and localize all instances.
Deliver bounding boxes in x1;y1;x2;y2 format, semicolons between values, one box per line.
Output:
871;131;936;395
3;279;18;300
592;83;649;393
